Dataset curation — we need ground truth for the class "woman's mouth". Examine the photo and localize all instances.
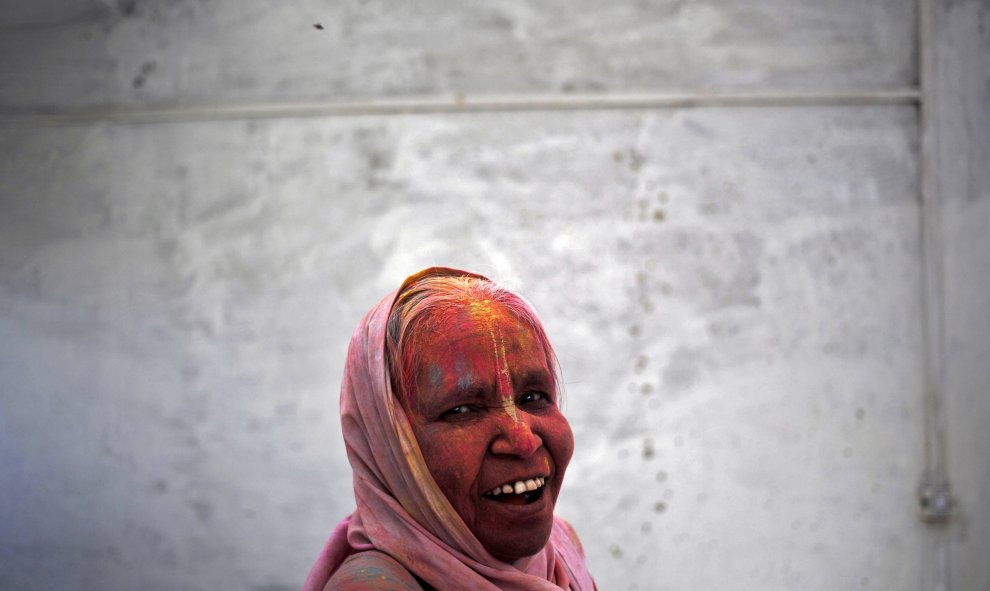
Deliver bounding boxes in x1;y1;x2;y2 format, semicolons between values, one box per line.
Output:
482;477;547;505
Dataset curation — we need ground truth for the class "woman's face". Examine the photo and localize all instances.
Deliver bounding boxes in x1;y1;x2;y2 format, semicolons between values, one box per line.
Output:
401;301;574;563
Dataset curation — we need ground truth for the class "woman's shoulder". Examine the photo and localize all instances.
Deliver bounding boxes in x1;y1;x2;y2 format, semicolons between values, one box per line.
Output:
324;550;425;591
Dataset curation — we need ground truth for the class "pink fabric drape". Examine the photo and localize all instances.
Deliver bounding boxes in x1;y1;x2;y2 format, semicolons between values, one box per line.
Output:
302;268;595;590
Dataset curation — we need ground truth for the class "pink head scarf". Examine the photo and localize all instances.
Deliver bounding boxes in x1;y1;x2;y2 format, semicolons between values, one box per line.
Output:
302;268;595;590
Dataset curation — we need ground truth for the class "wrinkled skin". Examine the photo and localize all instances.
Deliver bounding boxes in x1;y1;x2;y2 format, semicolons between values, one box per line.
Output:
401;302;574;563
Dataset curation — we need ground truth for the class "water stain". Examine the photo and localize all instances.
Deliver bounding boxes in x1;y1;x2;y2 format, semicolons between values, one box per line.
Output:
612;148;645;171
662;347;701;391
642;438;655;459
132;60;157;89
487;12;513;30
627;149;646;172
118;0;137;16
683;117;716;139
188;499;214;524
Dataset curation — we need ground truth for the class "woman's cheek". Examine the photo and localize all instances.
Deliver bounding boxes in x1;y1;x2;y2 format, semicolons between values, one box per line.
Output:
546;414;575;472
422;427;485;482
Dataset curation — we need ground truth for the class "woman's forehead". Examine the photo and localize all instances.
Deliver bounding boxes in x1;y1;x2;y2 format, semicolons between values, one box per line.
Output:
408;305;548;384
420;308;534;353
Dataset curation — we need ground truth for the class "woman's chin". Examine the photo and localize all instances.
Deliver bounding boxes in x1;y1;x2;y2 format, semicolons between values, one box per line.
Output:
474;492;555;562
483;524;554;564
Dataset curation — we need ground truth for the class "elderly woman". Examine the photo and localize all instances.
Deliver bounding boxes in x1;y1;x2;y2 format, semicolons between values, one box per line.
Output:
303;268;596;590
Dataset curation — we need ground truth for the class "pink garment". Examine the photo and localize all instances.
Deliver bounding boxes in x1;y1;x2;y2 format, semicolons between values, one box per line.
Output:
302;268;596;590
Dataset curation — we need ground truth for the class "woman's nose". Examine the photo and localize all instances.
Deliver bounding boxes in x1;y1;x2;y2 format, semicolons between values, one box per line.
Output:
490;414;543;457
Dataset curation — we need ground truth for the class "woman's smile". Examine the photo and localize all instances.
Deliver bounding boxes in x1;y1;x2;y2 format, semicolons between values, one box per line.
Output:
400;302;574;563
482;474;549;500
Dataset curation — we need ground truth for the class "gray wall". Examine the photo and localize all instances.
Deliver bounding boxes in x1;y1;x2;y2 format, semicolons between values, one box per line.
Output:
934;2;990;590
0;1;986;590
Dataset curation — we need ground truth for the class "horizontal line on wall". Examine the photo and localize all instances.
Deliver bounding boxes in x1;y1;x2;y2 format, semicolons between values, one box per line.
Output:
4;89;922;126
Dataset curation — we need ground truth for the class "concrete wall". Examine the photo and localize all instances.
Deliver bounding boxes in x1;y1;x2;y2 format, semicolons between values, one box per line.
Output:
0;1;985;590
934;2;990;590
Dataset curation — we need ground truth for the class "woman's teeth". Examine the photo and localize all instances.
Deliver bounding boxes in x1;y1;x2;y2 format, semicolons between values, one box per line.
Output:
487;477;546;496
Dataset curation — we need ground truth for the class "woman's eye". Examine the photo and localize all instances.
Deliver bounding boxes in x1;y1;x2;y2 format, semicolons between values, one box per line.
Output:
520;391;551;406
440;405;472;419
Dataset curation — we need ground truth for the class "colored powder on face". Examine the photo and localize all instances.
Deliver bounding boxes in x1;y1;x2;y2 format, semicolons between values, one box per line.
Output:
454;358;473;391
467;299;518;422
428;364;444;390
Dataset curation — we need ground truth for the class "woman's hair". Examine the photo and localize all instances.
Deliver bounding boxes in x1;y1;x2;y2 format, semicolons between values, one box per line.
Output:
385;273;561;405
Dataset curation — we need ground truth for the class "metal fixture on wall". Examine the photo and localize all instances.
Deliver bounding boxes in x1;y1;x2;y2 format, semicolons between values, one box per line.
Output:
917;0;953;527
2;90;922;126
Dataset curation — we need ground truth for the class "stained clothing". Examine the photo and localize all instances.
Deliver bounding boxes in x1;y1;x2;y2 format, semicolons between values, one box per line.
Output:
330;550;434;589
302;268;596;590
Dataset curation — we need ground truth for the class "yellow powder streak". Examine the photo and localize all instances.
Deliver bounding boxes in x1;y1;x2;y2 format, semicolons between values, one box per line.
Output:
470;299;518;422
